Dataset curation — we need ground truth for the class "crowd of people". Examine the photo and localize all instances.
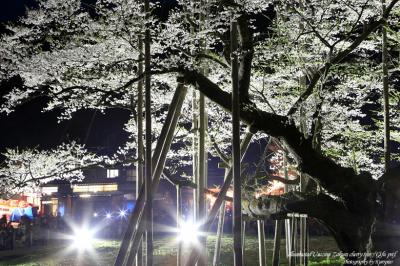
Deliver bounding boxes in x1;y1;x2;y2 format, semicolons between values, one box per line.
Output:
0;213;65;251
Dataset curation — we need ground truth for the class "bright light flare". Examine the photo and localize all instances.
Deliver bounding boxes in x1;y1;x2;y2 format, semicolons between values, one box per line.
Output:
106;213;112;219
70;227;94;251
119;210;127;218
177;221;200;244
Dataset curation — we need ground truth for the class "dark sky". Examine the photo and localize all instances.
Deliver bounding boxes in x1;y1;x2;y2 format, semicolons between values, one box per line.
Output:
0;0;35;22
0;0;130;155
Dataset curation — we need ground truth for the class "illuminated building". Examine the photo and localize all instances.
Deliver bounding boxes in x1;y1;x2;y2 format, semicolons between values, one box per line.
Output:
40;166;136;218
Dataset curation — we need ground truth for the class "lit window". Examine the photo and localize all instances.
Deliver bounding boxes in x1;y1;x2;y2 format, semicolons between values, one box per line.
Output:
72;184;118;193
107;169;119;178
42;187;58;195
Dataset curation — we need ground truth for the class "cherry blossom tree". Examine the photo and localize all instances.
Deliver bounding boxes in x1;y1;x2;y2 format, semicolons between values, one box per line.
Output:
1;0;400;256
0;142;102;197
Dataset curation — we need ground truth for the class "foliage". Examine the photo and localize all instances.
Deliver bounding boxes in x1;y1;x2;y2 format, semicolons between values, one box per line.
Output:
0;0;399;204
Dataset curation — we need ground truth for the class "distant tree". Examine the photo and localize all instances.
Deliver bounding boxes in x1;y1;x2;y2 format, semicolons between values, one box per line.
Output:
0;142;101;197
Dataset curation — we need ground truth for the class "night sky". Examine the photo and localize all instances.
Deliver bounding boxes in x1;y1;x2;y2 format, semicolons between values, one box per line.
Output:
0;1;131;156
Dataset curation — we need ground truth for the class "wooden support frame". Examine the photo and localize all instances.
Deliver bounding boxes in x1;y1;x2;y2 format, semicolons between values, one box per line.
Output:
272;220;282;266
127;84;187;265
212;199;226;266
176;185;183;266
114;84;188;266
184;128;255;266
242;221;246;258
258;220;266;266
197;0;209;263
231;16;242;266
212;169;229;266
135;34;144;266
144;0;152;263
197;90;207;266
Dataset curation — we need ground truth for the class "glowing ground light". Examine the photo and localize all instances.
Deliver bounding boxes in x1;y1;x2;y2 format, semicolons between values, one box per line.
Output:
177;221;200;244
71;228;94;250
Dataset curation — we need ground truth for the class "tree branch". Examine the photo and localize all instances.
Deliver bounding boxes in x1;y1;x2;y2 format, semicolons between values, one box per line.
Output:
287;0;399;116
180;69;377;211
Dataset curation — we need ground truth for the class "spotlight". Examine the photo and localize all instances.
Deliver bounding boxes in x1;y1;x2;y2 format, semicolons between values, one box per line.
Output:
71;227;94;250
106;213;112;219
93;212;98;217
177;221;200;244
119;210;127;218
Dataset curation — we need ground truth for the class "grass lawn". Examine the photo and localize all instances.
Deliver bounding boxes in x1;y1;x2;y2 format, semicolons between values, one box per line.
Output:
0;235;344;266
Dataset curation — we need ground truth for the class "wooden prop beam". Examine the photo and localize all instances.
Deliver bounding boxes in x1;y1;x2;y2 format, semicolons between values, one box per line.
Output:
184;128;255;266
136;34;144;266
231;17;242;266
258;220;266;266
212;175;227;266
272;220;282;266
144;0;152;262
114;84;187;266
125;83;188;265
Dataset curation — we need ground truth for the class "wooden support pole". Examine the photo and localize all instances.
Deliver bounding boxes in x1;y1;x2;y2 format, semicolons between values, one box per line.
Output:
198;93;207;266
258;220;266;266
114;85;187;266
125;85;187;265
290;218;296;266
176;185;182;266
283;151;293;264
197;0;208;261
213;168;229;266
242;221;246;257
305;217;309;266
212;200;226;266
231;17;242;266
300;216;308;266
127;84;187;264
184;129;255;266
136;34;144;266
300;217;304;265
144;0;152;263
285;219;291;261
272;220;282;266
126;213;147;265
192;90;199;222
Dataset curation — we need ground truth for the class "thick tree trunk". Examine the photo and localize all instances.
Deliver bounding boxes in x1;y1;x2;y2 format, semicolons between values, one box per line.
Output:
242;169;400;263
178;0;400;259
373;167;400;264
